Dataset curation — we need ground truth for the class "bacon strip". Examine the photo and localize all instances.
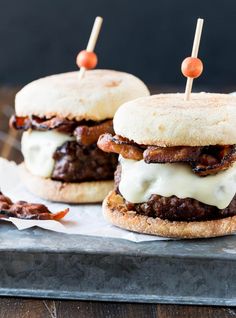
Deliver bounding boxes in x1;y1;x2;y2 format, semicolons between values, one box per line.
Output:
143;146;202;163
32;208;69;220
10;115;77;134
0;192;69;220
9;115;31;130
191;145;236;176
97;134;236;176
10;115;114;145
30;116;77;133
74;120;114;146
97;134;143;160
144;145;236;175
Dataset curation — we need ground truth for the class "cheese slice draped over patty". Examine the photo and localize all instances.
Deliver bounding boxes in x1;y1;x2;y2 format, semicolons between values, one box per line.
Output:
119;157;236;209
22;130;75;178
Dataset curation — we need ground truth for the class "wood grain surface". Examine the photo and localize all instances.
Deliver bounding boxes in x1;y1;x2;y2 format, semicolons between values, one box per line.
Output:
0;299;236;318
0;87;235;318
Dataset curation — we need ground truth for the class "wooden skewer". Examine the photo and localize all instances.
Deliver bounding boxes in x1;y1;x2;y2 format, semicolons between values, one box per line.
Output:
184;18;204;101
78;16;103;80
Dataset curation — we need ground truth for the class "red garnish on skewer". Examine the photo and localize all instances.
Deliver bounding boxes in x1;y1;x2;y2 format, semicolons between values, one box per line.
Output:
181;57;203;79
181;18;204;101
76;16;103;79
77;50;98;70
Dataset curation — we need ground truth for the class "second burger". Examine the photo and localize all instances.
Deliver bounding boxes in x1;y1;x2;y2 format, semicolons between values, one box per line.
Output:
11;69;149;203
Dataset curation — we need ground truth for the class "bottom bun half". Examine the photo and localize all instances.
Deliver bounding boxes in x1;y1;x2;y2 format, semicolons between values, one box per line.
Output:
20;163;114;203
103;191;236;239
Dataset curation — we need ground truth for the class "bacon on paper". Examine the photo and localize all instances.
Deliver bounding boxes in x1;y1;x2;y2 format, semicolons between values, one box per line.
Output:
0;192;69;220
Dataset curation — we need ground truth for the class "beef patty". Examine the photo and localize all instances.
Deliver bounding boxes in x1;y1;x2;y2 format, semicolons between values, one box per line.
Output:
115;165;236;222
126;194;236;222
52;141;117;182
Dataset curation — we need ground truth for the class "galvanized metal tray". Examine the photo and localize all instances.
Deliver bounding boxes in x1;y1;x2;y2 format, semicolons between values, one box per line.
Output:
0;222;235;306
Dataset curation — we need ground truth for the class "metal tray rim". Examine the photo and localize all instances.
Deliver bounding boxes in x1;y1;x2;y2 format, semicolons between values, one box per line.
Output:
0;288;235;306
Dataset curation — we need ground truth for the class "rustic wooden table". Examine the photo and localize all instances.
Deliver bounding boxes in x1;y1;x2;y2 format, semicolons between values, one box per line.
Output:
0;87;235;318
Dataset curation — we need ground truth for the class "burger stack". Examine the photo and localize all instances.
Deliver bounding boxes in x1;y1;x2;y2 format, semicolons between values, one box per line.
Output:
10;69;149;203
98;93;236;238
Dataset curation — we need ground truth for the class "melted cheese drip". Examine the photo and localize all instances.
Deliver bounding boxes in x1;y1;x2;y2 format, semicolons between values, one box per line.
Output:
22;130;75;178
119;157;236;209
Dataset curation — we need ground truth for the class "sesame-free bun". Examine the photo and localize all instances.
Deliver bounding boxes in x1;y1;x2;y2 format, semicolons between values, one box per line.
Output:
19;163;114;203
15;69;150;121
114;92;236;146
103;191;236;239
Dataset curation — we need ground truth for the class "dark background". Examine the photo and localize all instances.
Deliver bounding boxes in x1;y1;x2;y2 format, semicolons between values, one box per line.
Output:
0;0;236;91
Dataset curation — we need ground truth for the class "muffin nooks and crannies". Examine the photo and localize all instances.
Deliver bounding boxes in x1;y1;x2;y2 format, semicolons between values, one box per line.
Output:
98;93;236;238
11;69;149;203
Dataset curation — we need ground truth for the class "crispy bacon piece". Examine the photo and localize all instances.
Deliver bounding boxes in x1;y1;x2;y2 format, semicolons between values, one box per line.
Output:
97;133;143;160
97;134;236;176
10;116;114;144
0;192;69;220
74;120;114;146
144;145;236;175
191;145;236;176
143;146;202;163
10;115;77;134
30;116;77;133
9;115;31;130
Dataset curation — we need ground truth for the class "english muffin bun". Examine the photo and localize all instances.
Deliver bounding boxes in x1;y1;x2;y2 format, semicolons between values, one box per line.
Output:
114;93;236;146
15;69;150;121
103;191;236;239
20;164;114;203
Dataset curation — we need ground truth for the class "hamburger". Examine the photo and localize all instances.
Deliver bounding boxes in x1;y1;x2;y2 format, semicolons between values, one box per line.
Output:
10;69;149;203
98;93;236;238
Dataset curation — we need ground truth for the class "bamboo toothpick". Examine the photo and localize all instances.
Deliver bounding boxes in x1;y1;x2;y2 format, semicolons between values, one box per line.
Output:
184;18;204;101
78;16;103;80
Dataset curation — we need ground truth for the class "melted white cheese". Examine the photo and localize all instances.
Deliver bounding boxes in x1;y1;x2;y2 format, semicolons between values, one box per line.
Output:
119;157;236;209
22;130;75;178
